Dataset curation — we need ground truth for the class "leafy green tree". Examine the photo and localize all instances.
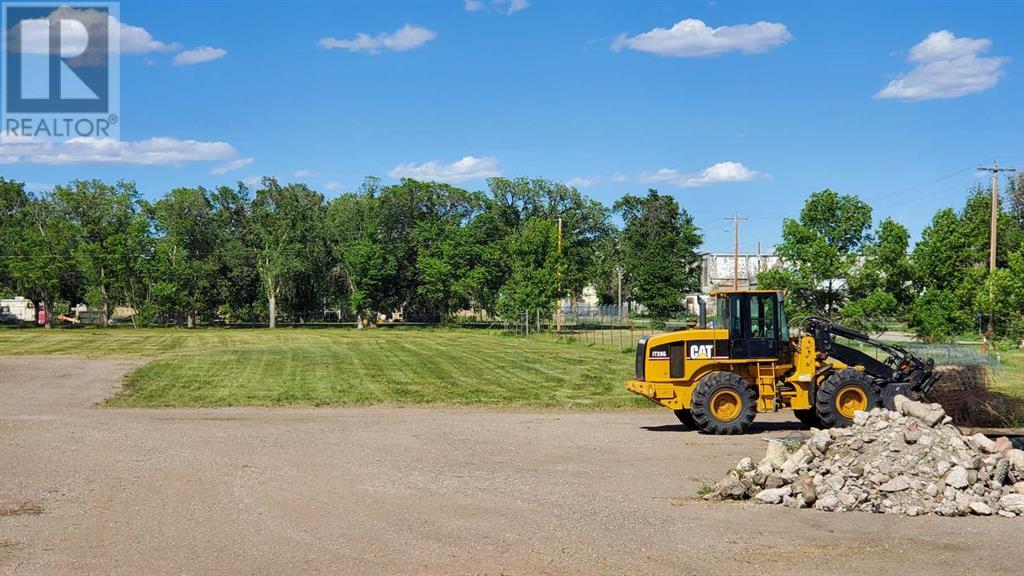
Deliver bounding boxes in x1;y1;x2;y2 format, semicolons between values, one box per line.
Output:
614;189;702;319
496;218;563;317
1008;174;1024;231
958;186;1023;269
976;249;1024;341
250;178;326;328
841;218;913;331
911;208;972;293
0;180;81;325
52;180;148;327
148;187;223;327
589;230;625;305
326;178;396;326
0;179;28;295
910;187;1024;340
412;191;481;321
210;184;260;323
478;177;613;314
761;189;872;319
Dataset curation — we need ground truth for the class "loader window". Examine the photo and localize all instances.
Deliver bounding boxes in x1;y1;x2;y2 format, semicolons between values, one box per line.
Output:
730;295;743;337
726;292;782;359
750;295;776;339
715;296;729;329
778;293;790;341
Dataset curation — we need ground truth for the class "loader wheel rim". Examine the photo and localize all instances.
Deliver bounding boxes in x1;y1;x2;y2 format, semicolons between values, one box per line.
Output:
835;386;868;419
710;390;742;422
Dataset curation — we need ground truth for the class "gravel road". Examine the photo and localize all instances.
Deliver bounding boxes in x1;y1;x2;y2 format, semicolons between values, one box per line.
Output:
2;356;1022;575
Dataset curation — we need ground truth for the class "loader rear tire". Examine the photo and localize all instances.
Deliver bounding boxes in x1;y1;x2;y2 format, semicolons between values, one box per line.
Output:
690;372;757;435
816;369;879;428
674;409;698;429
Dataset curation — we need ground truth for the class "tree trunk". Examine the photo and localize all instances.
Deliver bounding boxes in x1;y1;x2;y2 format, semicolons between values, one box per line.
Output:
125;288;138;329
43;300;53;328
268;294;277;329
187;309;196;329
99;282;110;328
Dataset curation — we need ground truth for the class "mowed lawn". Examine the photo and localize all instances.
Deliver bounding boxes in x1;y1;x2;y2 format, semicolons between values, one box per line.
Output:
992;349;1024;395
0;328;646;409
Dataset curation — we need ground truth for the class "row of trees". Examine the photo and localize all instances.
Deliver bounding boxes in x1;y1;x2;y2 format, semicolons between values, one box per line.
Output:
3;172;1022;342
0;177;703;328
760;178;1024;342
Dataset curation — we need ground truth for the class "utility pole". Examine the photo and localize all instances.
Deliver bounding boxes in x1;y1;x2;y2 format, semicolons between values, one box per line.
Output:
556;217;563;331
726;214;749;290
616;266;622;319
978;162;1017;335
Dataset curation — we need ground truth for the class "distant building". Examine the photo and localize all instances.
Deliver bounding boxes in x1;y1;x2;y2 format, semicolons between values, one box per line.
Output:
557;252;783;317
700;252;780;294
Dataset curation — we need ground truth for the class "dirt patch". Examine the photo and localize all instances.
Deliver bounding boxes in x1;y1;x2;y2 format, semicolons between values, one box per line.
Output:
4;356;1024;575
0;503;42;518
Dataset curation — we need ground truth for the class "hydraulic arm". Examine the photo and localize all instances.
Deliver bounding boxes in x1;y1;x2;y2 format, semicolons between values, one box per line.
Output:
805;317;938;399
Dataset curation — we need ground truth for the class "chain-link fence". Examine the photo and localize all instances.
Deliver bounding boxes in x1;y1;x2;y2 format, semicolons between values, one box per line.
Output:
499;304;696;350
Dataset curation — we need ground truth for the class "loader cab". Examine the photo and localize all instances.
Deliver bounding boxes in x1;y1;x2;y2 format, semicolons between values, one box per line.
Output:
714;290;789;359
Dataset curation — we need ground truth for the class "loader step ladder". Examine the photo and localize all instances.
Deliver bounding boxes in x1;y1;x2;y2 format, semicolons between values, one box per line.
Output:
755;362;776;412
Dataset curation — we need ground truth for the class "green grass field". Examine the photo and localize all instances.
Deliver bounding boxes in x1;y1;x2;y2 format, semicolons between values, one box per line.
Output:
992;349;1024;396
0;328;645;409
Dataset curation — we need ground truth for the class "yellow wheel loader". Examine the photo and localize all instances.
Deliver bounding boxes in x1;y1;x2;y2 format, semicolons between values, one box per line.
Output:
625;290;937;435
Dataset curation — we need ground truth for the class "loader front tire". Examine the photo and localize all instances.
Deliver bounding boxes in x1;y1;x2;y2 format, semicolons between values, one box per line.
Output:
816;369;879;428
690;372;757;435
673;409;697;429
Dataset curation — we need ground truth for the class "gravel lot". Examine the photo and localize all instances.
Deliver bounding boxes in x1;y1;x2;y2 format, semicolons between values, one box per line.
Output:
2;356;1022;575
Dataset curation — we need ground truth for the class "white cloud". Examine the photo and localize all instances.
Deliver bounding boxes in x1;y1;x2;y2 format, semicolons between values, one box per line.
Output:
566;176;596;188
211;157;254;175
639;161;761;187
504;0;530;14
465;0;529;14
388;156;500;183
874;31;1006;101
611;172;628;183
324;181;343;190
293;169;319;178
318;24;437;54
10;7;178;56
0;136;239;166
241;176;263;188
173;46;227;66
119;18;178;54
612;18;791;57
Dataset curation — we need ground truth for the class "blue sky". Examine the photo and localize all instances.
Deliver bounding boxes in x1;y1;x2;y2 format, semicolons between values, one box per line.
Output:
3;0;1022;252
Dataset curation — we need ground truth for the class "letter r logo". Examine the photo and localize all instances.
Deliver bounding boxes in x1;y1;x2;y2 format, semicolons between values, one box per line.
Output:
4;4;110;113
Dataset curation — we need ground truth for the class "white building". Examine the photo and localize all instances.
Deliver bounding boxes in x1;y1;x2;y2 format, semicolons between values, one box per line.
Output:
700;252;781;294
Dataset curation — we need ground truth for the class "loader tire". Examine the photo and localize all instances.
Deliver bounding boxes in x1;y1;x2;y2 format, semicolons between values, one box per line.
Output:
690;372;757;435
673;409;698;429
793;409;820;428
816;369;879;428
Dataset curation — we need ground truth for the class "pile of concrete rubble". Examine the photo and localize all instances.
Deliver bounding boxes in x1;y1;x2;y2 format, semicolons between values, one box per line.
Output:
705;396;1024;517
